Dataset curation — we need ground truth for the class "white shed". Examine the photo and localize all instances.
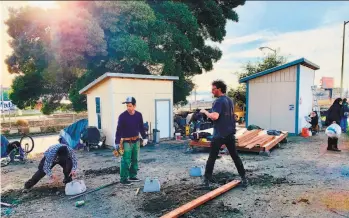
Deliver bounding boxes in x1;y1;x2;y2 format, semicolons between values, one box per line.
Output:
239;58;320;135
79;73;179;145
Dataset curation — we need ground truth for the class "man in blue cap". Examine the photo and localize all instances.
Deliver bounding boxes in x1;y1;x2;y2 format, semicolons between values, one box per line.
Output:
114;97;148;185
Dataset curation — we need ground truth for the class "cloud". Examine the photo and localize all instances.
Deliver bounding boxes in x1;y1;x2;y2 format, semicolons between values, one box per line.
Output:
192;21;349;102
321;3;349;25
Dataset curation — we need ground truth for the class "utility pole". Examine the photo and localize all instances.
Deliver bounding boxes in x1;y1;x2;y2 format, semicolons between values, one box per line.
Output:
340;21;349;98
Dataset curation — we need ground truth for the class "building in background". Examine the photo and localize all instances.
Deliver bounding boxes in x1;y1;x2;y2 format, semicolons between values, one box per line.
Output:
79;73;179;145
240;58;320;135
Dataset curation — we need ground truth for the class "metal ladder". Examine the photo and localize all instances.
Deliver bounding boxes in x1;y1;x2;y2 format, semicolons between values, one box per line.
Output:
311;85;322;130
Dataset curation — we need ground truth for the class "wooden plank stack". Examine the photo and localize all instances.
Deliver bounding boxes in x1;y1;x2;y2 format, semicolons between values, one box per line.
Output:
189;128;288;154
235;128;288;152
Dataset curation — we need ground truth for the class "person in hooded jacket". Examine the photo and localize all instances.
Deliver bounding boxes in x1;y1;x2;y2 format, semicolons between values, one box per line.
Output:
326;98;342;152
308;111;319;135
340;98;349;133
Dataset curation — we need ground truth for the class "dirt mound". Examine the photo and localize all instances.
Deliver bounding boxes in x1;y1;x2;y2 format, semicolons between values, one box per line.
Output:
138;172;290;217
139;172;241;217
248;173;288;187
84;166;120;177
1;185;65;205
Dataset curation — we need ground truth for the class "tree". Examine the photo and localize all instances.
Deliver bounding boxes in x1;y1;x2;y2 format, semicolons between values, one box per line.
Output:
1;90;10;101
5;1;246;113
228;52;287;107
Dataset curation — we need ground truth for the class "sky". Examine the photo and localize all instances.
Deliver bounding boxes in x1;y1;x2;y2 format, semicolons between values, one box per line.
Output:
1;1;349;102
189;1;349;102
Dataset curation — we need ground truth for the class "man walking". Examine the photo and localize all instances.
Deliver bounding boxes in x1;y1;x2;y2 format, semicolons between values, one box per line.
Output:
200;80;247;187
24;144;77;190
114;97;148;185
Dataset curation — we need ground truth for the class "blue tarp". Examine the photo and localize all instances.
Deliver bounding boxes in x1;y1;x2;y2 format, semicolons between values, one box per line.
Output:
59;119;88;149
1;135;9;158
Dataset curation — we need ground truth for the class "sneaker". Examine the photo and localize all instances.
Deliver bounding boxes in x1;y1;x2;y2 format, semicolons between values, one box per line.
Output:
121;180;132;186
63;178;72;184
129;177;141;182
22;186;31;193
241;177;248;188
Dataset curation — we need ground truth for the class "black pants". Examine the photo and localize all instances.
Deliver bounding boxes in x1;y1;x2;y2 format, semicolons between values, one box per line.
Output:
205;134;246;179
25;157;73;189
327;137;339;150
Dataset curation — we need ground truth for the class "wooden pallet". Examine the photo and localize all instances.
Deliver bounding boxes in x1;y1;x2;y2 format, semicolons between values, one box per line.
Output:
188;129;288;156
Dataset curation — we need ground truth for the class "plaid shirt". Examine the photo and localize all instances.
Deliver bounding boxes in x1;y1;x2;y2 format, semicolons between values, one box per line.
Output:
43;144;77;177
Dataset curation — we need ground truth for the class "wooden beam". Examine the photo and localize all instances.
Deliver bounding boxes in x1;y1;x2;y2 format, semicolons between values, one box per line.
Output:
160;180;240;218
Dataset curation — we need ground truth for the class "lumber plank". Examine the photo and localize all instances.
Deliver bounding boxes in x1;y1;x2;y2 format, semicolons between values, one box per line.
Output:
160;180;241;218
236;130;255;140
263;132;288;151
237;130;261;146
256;136;275;148
244;135;271;149
240;134;265;147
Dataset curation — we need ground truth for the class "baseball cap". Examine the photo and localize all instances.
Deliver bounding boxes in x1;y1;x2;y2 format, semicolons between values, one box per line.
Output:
122;96;136;105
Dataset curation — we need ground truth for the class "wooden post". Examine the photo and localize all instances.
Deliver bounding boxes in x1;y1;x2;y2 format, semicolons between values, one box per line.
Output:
160;180;240;218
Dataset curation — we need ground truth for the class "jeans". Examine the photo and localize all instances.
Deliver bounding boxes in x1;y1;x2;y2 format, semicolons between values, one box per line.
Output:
120;141;140;182
25;157;73;189
205;134;246;179
340;117;348;133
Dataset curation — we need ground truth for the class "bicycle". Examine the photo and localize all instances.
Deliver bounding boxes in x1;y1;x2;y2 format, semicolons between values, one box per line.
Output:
1;134;34;167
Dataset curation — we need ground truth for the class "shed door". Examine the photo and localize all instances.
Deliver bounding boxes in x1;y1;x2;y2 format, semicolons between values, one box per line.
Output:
95;97;101;129
270;82;296;132
155;100;170;138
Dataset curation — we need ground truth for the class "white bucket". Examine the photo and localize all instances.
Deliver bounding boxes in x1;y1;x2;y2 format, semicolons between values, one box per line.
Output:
175;133;181;140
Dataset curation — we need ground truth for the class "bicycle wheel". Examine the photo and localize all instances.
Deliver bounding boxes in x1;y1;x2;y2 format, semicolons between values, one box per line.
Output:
20;135;34;154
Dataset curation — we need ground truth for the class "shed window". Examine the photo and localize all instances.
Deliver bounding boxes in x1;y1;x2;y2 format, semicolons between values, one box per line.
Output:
95;97;101;129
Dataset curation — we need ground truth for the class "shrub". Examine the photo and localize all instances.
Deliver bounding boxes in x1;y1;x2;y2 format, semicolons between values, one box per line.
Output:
16;119;29;127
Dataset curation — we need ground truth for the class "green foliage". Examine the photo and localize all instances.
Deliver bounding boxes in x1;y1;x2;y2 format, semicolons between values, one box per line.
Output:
227;85;246;108
1;90;10;101
228;53;287;106
5;0;245;113
236;53;288;81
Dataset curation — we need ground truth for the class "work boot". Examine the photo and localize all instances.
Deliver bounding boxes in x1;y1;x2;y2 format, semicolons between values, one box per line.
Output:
332;145;341;152
327;144;333;151
23;182;32;193
129;177;141;182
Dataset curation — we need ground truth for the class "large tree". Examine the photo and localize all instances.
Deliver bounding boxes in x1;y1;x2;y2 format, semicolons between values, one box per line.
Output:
228;52;287;108
5;0;245;113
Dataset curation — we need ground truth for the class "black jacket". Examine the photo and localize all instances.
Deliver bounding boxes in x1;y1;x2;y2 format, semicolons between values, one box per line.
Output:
326;100;342;125
309;114;318;128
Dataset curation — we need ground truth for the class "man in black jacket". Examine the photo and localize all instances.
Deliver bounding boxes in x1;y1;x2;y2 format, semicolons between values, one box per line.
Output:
200;80;247;188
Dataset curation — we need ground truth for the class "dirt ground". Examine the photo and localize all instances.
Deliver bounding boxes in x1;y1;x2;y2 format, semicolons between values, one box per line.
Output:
1;133;349;218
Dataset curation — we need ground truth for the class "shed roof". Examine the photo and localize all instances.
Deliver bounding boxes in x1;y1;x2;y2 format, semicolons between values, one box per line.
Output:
239;58;320;83
79;72;179;94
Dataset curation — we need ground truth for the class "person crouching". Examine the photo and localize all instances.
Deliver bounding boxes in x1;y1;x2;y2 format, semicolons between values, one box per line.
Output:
24;144;77;190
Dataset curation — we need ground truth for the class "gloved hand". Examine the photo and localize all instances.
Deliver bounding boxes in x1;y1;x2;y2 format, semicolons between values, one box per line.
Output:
113;144;120;150
142;139;148;146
